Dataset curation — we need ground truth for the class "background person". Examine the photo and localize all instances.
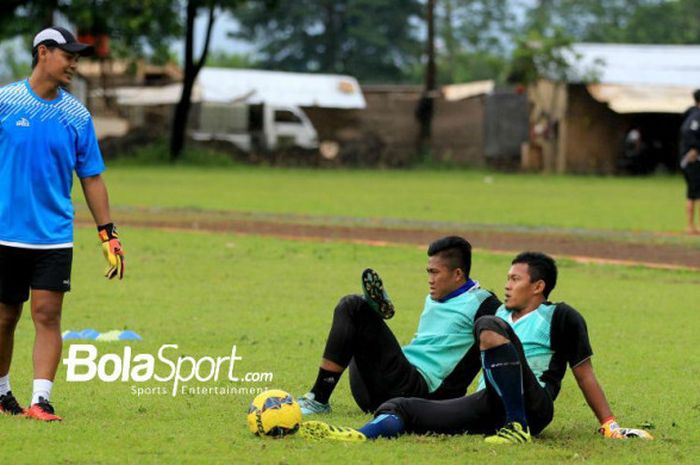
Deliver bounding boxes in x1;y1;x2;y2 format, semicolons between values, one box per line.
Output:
679;89;700;235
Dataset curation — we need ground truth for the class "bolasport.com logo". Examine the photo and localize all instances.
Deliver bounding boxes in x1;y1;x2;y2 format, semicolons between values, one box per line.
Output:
62;344;273;397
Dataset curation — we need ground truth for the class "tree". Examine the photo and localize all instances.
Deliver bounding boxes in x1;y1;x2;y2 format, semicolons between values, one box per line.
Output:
233;0;422;83
416;0;436;159
171;0;247;160
0;0;57;42
0;1;181;63
509;0;700;46
170;0;217;160
66;0;182;64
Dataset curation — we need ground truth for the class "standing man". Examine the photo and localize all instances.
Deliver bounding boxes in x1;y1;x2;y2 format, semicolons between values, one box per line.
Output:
679;89;700;235
297;236;500;415
300;252;653;443
0;27;125;421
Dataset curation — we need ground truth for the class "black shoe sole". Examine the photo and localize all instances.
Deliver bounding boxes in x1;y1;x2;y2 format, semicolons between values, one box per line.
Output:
361;268;395;319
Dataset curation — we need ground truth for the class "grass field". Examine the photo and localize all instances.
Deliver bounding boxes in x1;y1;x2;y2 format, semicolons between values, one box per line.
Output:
3;227;698;464
76;165;689;234
4;165;698;464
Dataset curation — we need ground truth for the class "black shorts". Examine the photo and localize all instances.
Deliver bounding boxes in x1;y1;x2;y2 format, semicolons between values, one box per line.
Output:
0;245;72;304
375;315;554;436
683;162;700;199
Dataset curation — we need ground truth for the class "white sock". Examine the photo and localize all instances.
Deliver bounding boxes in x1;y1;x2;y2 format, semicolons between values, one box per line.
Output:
31;379;53;405
0;374;10;396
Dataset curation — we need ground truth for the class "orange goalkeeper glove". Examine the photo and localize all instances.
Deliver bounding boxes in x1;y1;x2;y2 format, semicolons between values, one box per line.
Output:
598;418;653;440
97;223;125;279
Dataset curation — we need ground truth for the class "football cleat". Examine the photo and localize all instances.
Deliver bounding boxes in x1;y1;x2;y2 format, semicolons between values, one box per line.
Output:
484;422;532;444
299;420;367;442
0;391;24;415
297;392;331;415
24;397;62;422
361;268;395;319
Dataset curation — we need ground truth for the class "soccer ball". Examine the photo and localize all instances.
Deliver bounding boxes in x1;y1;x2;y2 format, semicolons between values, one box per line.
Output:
246;389;302;437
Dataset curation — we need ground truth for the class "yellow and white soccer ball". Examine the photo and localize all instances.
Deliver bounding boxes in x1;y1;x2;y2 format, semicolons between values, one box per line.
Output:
246;389;302;437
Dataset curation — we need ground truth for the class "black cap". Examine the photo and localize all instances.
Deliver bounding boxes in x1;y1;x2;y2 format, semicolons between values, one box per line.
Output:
32;26;94;56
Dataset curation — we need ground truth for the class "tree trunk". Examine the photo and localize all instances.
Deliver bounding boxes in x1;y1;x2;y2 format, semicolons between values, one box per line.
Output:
416;0;436;161
170;0;216;161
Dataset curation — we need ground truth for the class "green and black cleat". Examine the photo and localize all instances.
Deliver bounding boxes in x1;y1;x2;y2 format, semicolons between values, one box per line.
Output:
361;268;395;319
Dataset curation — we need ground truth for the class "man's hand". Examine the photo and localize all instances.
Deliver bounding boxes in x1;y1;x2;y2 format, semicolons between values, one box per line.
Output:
681;148;699;168
97;223;125;279
598;418;653;440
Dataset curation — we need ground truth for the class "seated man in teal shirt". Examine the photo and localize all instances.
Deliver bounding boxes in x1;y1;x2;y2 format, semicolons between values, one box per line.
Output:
297;236;500;414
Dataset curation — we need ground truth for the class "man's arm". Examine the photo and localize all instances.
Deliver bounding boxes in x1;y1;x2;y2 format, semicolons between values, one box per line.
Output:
80;174;125;279
80;174;112;225
681;113;700;167
572;358;653;439
571;358;613;423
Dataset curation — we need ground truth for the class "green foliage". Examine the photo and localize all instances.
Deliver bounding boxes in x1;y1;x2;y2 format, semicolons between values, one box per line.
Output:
436;49;509;84
205;50;256;69
66;0;183;63
232;0;423;83
108;141;238;167
0;0;56;41
0;0;182;63
517;0;700;46
0;40;31;82
507;27;577;85
594;0;700;44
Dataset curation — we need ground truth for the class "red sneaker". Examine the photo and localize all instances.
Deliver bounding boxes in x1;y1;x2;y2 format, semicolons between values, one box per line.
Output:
24;397;62;422
0;391;25;415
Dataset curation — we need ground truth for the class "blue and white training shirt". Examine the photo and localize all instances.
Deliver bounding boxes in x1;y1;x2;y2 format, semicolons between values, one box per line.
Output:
0;79;105;248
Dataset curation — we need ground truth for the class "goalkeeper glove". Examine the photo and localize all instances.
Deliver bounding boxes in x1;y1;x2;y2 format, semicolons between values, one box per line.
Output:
97;223;125;280
598;418;653;440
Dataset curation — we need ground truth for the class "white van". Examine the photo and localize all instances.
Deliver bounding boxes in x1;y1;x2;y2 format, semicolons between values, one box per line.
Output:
192;102;318;152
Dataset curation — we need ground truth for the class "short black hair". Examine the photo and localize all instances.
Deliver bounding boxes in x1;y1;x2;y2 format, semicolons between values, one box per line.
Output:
31;44;55;69
427;236;472;278
512;252;558;298
694;89;700;104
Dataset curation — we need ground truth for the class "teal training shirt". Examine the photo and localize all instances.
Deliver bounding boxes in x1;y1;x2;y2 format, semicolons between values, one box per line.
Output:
402;285;494;392
497;303;557;385
477;302;592;399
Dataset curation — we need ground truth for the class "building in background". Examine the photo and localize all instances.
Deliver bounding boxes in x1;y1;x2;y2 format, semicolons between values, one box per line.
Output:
526;43;700;174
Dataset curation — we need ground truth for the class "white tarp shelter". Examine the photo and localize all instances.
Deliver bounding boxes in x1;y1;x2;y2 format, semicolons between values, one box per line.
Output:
198;68;366;108
566;43;700;114
113;68;366;109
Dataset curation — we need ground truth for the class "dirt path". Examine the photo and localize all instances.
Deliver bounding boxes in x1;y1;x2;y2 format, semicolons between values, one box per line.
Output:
76;208;700;271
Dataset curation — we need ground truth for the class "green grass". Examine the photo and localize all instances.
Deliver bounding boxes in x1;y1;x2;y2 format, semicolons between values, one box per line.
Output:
78;165;688;233
3;228;698;464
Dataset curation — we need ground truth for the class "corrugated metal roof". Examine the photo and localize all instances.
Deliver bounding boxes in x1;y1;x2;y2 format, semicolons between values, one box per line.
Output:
561;43;700;113
568;43;700;87
586;83;694;113
198;68;366;109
